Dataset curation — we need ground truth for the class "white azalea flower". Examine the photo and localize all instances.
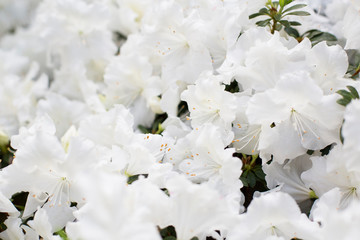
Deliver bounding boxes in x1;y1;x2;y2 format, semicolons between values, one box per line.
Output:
306;41;352;94
104;54;162;123
264;154;315;203
311;188;360;240
142;0;213;84
37;93;90;138
33;0;116;68
302;148;360;209
108;0;156;35
163;176;235;240
78;105;134;149
178;124;242;191
27;208;62;240
342;99;360;151
0;217;26;240
227;192;320;240
247;71;343;163
342;6;360;50
231;92;261;155
181;72;237;130
0;118;101;229
0;62;48;137
66;173;162;240
219;28;310;91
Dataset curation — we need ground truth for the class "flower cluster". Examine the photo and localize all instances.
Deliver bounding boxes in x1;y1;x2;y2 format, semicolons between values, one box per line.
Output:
0;0;360;239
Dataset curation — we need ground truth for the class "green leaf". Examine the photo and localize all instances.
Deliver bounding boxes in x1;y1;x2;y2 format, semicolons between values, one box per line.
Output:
127;175;140;184
310;32;337;45
306;150;314;155
347;86;360;99
274;13;282;21
337;89;353;99
249;12;267;19
160;226;177;238
279;0;285;7
55;229;69;240
254;168;266;179
337;98;351;106
240;175;249;187
302;30;338;46
138;125;150;134
282;4;307;14
275;23;283;31
247;171;257;188
302;29;322;39
280;20;291;28
164;237;177;240
259;7;270;14
256;19;272;27
289;21;301;26
320;144;333;156
284;27;300;38
284;11;311;16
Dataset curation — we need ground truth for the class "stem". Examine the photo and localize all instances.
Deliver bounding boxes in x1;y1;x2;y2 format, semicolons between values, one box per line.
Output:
351;65;360;78
250;154;258;166
271;19;277;34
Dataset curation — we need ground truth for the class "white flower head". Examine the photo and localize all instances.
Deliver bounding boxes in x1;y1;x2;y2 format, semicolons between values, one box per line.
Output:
181;72;237;130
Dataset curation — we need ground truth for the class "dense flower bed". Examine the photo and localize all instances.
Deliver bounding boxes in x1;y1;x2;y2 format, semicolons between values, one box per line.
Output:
0;0;360;239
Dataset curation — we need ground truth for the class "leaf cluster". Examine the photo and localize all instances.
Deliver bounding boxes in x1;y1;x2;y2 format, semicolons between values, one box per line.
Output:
347;50;360;79
249;0;310;34
336;85;359;107
300;29;337;46
239;154;267;188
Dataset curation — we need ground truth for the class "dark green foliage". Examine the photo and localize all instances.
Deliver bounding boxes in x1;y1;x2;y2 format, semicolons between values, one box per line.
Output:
138;113;168;134
347;50;360;79
10;192;28;212
320;144;333;156
159;226;177;239
0;213;8;233
301;29;338;46
127;174;148;184
237;154;269;208
224;80;240;93
336;85;360;107
249;1;310;34
0;143;15;169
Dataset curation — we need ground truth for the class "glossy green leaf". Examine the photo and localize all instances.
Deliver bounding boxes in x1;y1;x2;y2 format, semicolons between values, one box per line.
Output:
256;19;272;27
279;0;285;7
259;7;270;15
280;20;291;28
337;98;351;107
283;4;307;14
249;12;267;19
347;86;360;99
247;171;257;188
337;90;353;99
289;21;301;26
284;11;311;16
284;27;300;38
